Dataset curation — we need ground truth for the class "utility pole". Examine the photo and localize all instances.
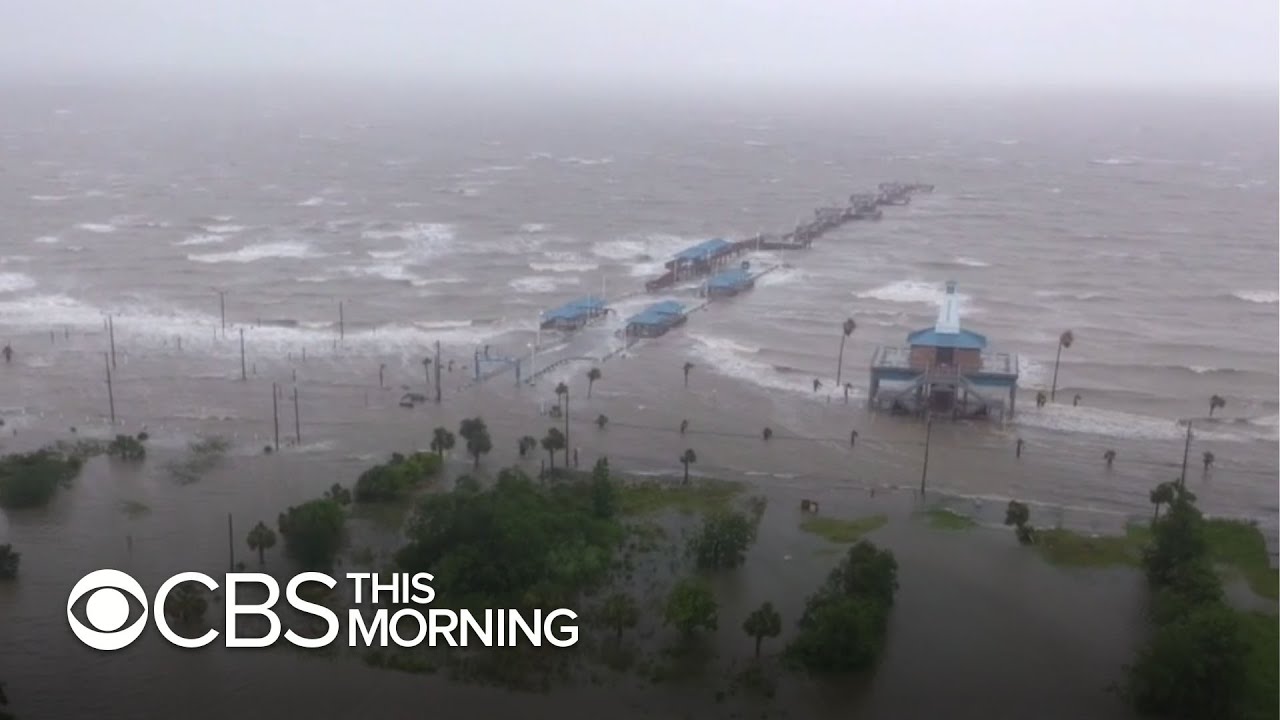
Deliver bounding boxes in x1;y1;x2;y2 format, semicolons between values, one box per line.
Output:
920;413;933;498
293;386;301;445
338;301;344;342
227;513;235;570
379;363;385;388
1179;421;1193;487
108;315;117;369
239;329;246;380
104;352;116;424
434;340;442;403
272;382;280;452
219;291;226;337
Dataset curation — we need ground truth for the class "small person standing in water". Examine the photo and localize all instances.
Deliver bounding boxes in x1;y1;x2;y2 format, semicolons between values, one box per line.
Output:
2;344;11;363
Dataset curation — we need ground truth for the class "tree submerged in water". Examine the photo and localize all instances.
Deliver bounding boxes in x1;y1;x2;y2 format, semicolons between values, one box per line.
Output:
599;592;639;641
743;601;782;659
0;448;83;510
0;544;19;580
106;433;147;461
664;578;718;640
688;510;758;570
786;540;899;673
246;521;277;566
164;581;209;626
458;418;493;469
1004;500;1035;544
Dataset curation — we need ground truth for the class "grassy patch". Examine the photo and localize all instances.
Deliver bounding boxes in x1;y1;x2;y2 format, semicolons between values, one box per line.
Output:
1204;519;1278;601
616;477;743;516
923;507;977;530
1033;525;1149;568
800;514;888;543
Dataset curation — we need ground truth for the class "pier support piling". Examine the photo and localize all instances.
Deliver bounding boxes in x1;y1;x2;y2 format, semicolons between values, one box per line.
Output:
240;329;246;380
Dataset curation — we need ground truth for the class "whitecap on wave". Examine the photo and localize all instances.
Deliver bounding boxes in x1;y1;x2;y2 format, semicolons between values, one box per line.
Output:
0;273;36;293
174;234;225;247
1232;290;1278;304
188;241;322;264
75;222;116;233
1015;404;1241;443
855;280;970;306
509;276;581;294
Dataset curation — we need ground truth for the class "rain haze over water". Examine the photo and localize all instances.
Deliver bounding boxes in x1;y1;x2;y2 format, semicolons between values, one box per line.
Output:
0;1;1277;718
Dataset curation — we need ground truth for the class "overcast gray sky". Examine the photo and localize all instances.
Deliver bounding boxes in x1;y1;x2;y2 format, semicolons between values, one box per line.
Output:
3;0;1276;91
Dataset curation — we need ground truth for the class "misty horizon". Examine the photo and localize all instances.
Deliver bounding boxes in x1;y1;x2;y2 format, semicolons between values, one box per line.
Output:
1;0;1276;94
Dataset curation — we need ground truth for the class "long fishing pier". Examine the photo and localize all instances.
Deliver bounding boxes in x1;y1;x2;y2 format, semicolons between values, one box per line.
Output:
643;181;932;292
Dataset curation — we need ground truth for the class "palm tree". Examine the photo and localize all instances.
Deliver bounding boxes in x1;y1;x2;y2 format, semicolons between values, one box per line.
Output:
1004;500;1034;544
600;592;639;641
742;601;782;658
762;427;772;441
164;582;208;625
1049;330;1074;402
1150;481;1176;521
0;544;19;580
679;419;689;435
1202;451;1215;472
1208;394;1226;418
1103;449;1116;468
430;427;455;462
587;368;601;398
324;483;351;505
683;361;694;388
542;427;565;470
246;521;277;566
835;317;856;386
596;414;608;429
458;418;492;469
679;448;697;485
422;357;432;390
812;378;822;393
555;382;570;466
1073;394;1082;407
1036;391;1047;409
518;435;538;458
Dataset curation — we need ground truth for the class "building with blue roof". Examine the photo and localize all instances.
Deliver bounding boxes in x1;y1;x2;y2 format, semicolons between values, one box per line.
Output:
664;238;738;280
540;296;608;331
869;281;1019;419
704;266;755;298
624;300;687;338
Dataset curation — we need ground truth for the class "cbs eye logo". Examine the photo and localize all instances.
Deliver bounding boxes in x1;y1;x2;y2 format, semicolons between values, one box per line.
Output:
66;569;150;650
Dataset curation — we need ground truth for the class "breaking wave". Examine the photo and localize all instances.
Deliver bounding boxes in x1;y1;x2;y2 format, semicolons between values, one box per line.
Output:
188;241;322;264
0;273;36;293
175;234;226;247
75;223;116;233
855;280;970;306
509;276;580;294
1231;290;1279;304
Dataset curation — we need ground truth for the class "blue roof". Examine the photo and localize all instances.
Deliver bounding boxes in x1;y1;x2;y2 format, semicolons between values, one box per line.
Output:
543;296;606;322
627;301;685;327
672;238;732;263
707;268;752;290
906;327;988;349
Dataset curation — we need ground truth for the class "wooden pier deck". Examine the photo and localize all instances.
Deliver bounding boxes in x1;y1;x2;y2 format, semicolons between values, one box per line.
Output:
644;181;930;292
